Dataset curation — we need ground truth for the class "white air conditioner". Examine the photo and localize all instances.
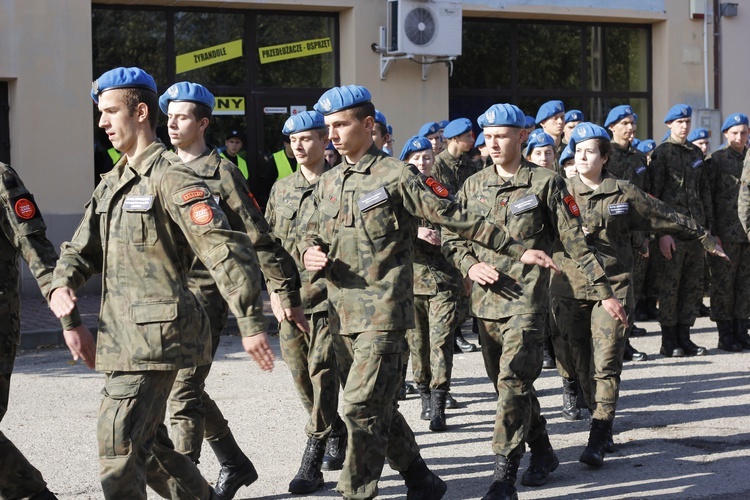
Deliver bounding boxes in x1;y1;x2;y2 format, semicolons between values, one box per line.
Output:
387;0;462;57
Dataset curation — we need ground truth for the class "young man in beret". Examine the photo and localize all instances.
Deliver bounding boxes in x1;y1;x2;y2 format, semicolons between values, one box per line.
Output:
419;121;445;157
536;100;566;156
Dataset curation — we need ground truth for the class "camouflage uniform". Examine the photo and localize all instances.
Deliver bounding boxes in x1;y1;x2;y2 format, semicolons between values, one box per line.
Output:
300;144;524;499
648;136;713;327
168;148;301;461
441;158;613;457
707;146;750;321
265;162;348;442
0;163;58;499
50;142;268;499
550;174;718;421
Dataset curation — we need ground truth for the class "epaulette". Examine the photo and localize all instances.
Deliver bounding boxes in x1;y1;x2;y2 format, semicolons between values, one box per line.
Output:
162;150;183;165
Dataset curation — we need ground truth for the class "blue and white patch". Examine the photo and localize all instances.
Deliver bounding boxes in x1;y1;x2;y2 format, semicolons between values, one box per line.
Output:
608;203;629;216
635;165;647;175
692;159;704;169
510;194;540;215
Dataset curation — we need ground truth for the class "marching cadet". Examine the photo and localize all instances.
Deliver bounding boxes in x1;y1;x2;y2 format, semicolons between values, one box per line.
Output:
48;67;275;499
265;110;349;493
525;129;557;172
688;128;711;156
648;104;713;358
0;164;59;499
419;121;445;156
159;82;306;500
552;123;726;468
535;100;566;156
636;139;656;164
474;132;492;169
442;103;624;500
372;109;391;152
562;109;584;149
708;113;750;351
300;85;558;500
688;127;714;319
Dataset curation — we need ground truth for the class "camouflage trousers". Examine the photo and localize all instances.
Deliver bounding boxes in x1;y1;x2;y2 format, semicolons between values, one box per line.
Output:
658;239;705;327
645;239;663;300
478;314;548;457
632;246;648;303
333;330;421;500
551;294;632;422
548;312;576;379
168;327;230;463
0;344;49;499
279;311;345;440
99;370;211;500
406;291;457;391
709;242;750;321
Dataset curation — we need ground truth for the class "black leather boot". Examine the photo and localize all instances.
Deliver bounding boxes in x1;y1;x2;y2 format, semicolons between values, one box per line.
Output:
623;339;648;361
717;320;742;352
399;455;447;500
604;420;615;453
698;302;712;317
659;325;685;357
630;324;647;337
733;319;750;349
454;331;478;353
288;437;326;494
677;324;708;356
542;336;556;369
482;453;521;500
561;377;582;421
645;297;659;320
29;489;59;500
418;384;432;421
429;389;447;432
521;431;559;487
445;391;459;409
579;418;611;468
209;432;258;500
322;416;347;471
634;299;649;322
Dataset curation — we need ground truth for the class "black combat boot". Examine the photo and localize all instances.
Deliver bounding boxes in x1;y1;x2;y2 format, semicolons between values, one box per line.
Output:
733;319;750;349
542;337;556;369
399;455;447;500
698;301;712;317
645;297;659;320
561;377;582;421
579;419;611;468
29;489;59;500
659;325;685;357
717;320;742;352
429;389;447;432
454;330;478;353
288;437;326;494
482;453;521;500
634;299;649;322
521;431;559;486
630;324;647;337
445;391;459;409
677;324;708;356
209;432;258;500
623;339;648;361
418;384;432;421
322;416;347;471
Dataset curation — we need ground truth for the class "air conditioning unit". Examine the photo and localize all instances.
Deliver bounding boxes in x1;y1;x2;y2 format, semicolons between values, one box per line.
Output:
387;0;462;57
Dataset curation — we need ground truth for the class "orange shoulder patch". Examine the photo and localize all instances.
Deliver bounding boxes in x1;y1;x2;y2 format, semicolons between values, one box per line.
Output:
14;198;37;220
190;202;213;225
181;189;206;203
563;195;580;217
425;177;449;198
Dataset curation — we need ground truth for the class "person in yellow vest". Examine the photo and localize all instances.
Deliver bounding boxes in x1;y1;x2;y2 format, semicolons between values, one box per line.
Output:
271;135;297;181
220;130;249;180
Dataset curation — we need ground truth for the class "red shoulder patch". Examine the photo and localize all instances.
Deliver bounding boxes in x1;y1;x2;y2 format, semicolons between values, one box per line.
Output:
248;191;261;212
425;177;449;198
563;195;580;217
181;189;206;203
14;198;37;220
190;202;213;225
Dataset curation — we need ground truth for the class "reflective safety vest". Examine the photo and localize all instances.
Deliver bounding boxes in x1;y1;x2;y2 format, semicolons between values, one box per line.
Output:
273;150;294;180
221;152;249;179
107;148;122;165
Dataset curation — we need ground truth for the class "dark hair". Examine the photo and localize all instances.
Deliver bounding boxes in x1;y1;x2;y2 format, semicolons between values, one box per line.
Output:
373;122;388;137
121;88;159;130
350;101;376;122
594;138;612;166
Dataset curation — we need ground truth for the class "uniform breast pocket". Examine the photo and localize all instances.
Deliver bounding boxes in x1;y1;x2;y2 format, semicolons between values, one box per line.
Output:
275;204;297;235
361;201;399;244
127;211;159;246
318;198;340;239
513;211;545;241
129;299;179;362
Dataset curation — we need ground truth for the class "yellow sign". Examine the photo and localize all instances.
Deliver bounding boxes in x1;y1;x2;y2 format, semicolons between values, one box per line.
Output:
176;39;243;74
213;97;245;116
258;37;333;64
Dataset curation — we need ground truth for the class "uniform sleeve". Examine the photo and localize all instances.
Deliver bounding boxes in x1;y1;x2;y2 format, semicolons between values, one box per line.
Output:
648;148;666;199
162;166;267;336
440;184;481;276
298;182;328;259
699;160;714;232
399;165;526;260
265;182;279;234
738;158;750;240
221;166;301;309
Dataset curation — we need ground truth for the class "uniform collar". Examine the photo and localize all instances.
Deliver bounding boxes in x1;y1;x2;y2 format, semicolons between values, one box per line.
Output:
572;171;620;196
185;148;220;177
665;135;694;150
344;143;385;174
125;140;165;176
293;161;332;189
486;158;533;188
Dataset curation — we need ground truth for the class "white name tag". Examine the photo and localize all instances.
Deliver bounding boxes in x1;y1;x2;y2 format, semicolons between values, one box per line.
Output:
122;195;154;212
357;187;388;212
608;203;629;215
510;194;539;215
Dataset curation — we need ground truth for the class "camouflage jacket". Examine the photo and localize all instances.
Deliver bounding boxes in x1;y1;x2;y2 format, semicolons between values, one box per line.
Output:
413;219;461;296
185;149;300;331
266;164;331;314
648;136;713;231
707;146;747;243
550;174;717;301
0;163;59;346
608;142;650;191
432;148;478;195
442;159;613;320
299;143;524;335
738;156;750;239
50;142;266;372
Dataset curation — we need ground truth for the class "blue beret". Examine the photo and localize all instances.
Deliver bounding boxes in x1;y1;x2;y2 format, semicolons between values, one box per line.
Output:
631;138;641;148
438;120;450;129
565;110;584;123
474;131;485;148
478;104;526;128
387;124;393;135
559;143;575;165
159;82;214;115
91;67;157;103
444;118;473;139
374;109;388;127
535;100;565;125
636;139;656;154
525;129;555;156
419;121;441;137
721;113;749;132
568;122;610;149
282;110;326;135
524;115;536;129
314;85;371;115
664;104;692;123
687;128;709;142
604;105;635;128
399;135;432;161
